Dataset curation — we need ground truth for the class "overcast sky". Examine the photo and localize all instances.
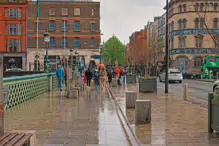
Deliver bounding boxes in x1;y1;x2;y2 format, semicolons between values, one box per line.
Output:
95;0;165;43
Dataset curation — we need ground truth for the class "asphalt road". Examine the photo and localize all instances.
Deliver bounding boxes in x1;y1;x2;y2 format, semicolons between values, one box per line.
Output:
157;79;214;100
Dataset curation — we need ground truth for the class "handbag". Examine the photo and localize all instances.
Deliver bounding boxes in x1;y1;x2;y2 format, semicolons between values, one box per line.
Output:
84;76;87;83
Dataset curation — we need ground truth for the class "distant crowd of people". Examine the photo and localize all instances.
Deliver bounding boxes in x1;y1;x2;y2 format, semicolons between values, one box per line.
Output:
55;61;127;92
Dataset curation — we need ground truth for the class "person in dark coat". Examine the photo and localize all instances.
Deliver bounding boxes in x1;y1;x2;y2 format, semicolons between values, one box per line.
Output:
85;68;93;87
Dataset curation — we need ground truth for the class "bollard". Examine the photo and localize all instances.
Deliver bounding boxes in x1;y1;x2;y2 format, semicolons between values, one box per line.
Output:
183;83;188;101
208;93;213;133
135;100;151;125
69;89;79;99
125;91;137;108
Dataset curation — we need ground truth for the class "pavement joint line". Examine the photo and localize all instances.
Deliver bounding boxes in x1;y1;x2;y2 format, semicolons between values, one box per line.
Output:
107;88;141;146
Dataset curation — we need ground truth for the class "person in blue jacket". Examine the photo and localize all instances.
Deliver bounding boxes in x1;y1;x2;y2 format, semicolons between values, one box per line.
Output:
56;65;65;91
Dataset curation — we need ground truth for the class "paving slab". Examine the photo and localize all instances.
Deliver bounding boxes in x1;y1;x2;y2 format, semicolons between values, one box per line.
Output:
111;84;219;146
4;89;130;146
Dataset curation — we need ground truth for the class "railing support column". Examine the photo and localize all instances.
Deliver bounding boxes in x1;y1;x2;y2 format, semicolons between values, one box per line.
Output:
48;74;52;92
0;56;4;136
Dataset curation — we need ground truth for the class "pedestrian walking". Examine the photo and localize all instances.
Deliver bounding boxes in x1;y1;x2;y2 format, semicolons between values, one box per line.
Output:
64;67;68;89
85;68;93;88
56;65;65;91
107;69;113;87
93;67;100;93
100;67;107;90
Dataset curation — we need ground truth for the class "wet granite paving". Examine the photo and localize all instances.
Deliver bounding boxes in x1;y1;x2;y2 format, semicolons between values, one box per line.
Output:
4;90;130;146
111;84;219;146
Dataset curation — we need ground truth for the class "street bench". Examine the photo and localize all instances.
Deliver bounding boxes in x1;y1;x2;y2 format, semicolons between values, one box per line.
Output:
0;133;32;146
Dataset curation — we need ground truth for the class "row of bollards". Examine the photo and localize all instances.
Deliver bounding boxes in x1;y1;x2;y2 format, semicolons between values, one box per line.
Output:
125;91;151;125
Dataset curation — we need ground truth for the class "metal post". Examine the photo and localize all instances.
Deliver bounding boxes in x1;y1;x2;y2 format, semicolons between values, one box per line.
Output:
183;83;188;101
208;92;213;133
165;0;169;93
46;42;49;73
0;56;4;136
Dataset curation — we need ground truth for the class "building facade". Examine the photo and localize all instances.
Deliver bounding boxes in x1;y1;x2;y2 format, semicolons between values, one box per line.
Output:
167;0;219;74
27;0;101;71
0;0;28;70
128;28;148;66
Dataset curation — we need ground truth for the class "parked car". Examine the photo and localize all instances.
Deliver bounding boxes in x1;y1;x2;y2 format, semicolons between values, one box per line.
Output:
159;69;183;83
5;68;23;72
213;80;219;95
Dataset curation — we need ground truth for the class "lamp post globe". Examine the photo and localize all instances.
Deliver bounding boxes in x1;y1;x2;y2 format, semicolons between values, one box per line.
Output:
43;30;50;73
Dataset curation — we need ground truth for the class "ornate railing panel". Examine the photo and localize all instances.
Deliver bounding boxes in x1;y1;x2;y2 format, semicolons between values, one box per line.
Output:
3;73;57;109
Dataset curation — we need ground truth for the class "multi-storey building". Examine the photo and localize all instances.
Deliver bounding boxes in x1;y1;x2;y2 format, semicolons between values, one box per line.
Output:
0;0;28;70
27;0;101;71
128;28;148;66
167;0;219;74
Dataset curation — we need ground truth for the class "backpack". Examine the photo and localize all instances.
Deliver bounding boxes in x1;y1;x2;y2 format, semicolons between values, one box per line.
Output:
93;70;99;79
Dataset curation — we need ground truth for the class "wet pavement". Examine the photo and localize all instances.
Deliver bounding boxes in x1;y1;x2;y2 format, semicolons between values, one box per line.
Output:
111;84;219;146
4;89;130;146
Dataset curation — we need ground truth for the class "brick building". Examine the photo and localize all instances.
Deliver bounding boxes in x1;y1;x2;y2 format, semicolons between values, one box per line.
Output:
27;0;101;71
0;0;28;70
127;28;148;66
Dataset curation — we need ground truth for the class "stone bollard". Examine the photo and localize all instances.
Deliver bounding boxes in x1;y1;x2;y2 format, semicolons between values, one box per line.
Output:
183;83;188;101
111;78;117;87
135;100;151;125
125;91;137;108
71;87;80;96
69;89;79;99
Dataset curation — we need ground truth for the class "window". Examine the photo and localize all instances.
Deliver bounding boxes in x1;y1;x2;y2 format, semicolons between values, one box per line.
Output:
49;21;56;31
74;38;80;48
179;5;182;12
6;24;8;35
10;8;21;18
91;23;95;32
74;8;80;16
50;37;56;48
171;38;174;49
49;8;55;16
214;3;218;11
62;38;68;48
194;57;203;67
171;22;174;31
214;35;219;48
61;20;68;32
183;4;187;12
91;8;95;16
5;40;8;52
194;18;204;28
200;3;204;11
195;35;204;48
9;24;21;35
195;3;199;11
213;18;219;28
9;40;21;52
61;8;68;16
5;8;8;18
178;20;182;30
74;21;80;31
183;19;187;29
178;36;186;48
91;38;95;48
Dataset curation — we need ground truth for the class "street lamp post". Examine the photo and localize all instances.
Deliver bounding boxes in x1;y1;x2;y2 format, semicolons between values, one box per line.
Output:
165;0;169;93
0;56;4;136
44;31;50;73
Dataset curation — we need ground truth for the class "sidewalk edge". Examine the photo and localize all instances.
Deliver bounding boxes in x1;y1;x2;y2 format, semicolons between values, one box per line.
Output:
107;88;141;146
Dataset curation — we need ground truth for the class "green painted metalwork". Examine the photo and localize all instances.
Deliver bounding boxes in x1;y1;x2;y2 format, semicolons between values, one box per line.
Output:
3;73;57;109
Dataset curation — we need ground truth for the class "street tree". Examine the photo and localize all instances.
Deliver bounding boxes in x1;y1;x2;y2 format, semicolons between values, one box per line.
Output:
102;36;127;66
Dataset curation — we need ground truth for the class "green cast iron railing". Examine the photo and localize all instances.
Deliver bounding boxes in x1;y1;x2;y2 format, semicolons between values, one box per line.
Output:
3;73;58;109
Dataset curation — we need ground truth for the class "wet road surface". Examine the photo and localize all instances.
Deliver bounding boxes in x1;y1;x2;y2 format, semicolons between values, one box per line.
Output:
4;90;130;146
111;84;219;146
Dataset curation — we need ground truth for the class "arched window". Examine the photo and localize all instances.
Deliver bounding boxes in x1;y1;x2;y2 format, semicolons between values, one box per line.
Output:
183;4;187;12
200;3;204;11
214;3;218;11
178;19;182;30
195;34;204;48
195;3;199;11
183;19;187;29
194;18;199;28
179;5;182;12
200;18;204;28
171;21;174;32
213;18;219;28
194;57;203;67
91;9;95;16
